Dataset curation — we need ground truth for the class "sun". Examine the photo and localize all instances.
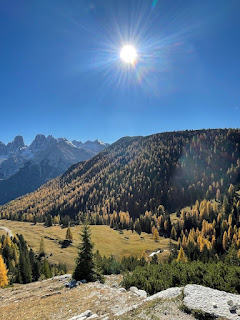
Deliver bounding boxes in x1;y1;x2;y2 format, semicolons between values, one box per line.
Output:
120;45;137;65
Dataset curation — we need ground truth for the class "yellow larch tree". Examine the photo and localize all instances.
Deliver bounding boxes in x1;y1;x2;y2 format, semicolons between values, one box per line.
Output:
153;228;159;242
0;254;8;288
222;231;228;251
176;247;188;262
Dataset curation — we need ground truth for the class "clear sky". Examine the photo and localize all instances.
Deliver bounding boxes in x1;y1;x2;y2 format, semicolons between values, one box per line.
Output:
0;0;240;145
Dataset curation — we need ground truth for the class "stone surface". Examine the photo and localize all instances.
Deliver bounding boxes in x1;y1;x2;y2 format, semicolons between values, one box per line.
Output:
184;284;240;320
145;287;183;301
68;310;93;320
129;286;147;298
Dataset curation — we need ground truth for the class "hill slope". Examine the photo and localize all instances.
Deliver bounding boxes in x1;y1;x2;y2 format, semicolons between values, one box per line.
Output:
0;129;240;220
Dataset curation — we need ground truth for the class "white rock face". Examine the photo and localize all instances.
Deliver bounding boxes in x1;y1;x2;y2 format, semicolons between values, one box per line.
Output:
184;284;240;320
130;286;147;298
68;310;97;320
145;287;183;301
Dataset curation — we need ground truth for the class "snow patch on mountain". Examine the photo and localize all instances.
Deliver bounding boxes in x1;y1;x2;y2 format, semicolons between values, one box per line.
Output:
0;134;109;184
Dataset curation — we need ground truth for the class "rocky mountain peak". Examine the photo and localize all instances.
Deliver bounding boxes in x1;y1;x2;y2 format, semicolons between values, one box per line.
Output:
71;140;83;149
29;134;55;153
7;135;25;153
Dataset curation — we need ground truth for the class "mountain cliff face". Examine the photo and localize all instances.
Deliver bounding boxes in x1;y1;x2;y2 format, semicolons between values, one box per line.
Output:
0;135;109;204
1;129;239;220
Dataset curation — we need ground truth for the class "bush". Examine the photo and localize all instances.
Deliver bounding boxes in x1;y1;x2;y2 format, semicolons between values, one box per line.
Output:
122;260;240;295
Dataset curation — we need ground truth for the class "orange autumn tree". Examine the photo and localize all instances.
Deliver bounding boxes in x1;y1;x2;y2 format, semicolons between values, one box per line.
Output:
0;254;8;288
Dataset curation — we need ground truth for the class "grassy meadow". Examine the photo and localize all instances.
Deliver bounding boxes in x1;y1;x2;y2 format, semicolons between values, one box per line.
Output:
0;220;173;272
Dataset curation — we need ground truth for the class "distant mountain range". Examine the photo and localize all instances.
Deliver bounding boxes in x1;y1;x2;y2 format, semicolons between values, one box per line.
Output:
1;129;239;220
0;135;109;204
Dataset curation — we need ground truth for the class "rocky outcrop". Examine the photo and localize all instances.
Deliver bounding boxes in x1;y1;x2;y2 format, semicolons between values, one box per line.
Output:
130;286;148;298
68;310;99;320
2;273;240;320
184;284;240;319
145;287;183;301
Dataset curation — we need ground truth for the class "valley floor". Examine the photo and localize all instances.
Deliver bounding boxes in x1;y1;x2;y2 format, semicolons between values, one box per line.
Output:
0;221;172;271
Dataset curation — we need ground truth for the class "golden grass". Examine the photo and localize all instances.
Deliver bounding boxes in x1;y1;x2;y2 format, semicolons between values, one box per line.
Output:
0;275;143;320
0;220;173;272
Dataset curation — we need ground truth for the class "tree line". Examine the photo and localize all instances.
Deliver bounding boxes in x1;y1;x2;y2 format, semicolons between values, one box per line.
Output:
0;233;66;287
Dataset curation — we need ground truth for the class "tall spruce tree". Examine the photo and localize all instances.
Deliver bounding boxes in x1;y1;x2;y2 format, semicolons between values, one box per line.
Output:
18;247;32;284
73;224;99;282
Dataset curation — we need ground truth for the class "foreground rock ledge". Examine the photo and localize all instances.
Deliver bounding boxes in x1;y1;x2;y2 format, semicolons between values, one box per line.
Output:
184;284;240;320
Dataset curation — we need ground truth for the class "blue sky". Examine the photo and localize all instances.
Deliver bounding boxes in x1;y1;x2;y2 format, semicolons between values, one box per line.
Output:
0;0;240;145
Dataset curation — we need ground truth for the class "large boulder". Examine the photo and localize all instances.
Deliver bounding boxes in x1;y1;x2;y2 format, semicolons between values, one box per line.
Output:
130;286;147;298
184;284;240;320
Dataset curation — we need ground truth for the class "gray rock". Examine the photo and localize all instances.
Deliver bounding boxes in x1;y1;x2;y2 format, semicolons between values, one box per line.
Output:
229;305;238;313
184;284;240;320
66;279;77;289
129;286;147;298
41;291;61;299
145;287;183;301
80;279;87;284
68;310;93;320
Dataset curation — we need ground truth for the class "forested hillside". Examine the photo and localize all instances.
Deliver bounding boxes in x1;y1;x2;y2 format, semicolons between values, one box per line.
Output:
0;129;240;222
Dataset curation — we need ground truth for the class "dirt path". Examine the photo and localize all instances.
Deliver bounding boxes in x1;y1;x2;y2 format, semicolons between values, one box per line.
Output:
0;226;13;237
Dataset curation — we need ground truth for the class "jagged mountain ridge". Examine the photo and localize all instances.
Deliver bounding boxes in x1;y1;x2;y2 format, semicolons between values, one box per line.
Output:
0;134;109;204
1;129;240;220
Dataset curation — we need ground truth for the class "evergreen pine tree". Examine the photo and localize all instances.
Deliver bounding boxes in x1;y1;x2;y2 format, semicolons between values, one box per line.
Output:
39;237;45;257
45;214;53;227
42;259;52;279
29;249;40;281
73;223;99;282
19;248;32;284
